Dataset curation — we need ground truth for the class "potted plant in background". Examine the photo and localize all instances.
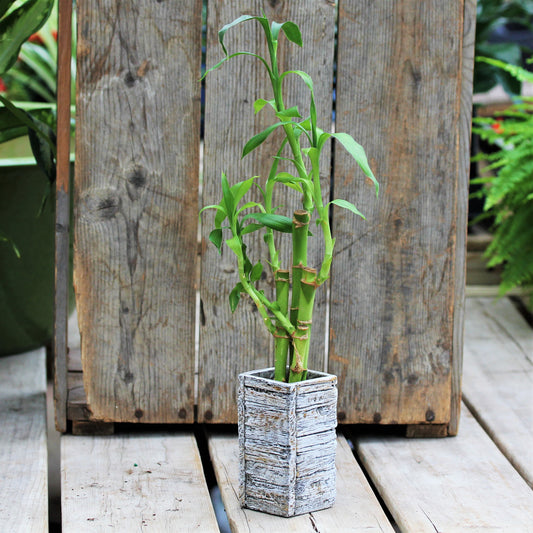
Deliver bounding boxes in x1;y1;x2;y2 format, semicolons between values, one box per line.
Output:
472;57;533;309
0;0;74;356
202;14;378;517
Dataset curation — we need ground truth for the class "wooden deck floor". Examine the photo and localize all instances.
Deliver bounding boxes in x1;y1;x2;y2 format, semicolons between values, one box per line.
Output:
1;296;532;532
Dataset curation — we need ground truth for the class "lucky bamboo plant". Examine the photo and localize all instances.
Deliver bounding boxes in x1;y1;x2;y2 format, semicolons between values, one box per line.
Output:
201;14;378;383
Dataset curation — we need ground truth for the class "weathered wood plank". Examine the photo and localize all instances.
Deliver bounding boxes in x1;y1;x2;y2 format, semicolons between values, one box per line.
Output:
54;0;74;434
199;1;336;423
449;0;477;436
74;0;201;423
463;297;533;488
61;432;218;532
208;432;394;532
354;407;533;532
329;0;466;426
0;350;48;532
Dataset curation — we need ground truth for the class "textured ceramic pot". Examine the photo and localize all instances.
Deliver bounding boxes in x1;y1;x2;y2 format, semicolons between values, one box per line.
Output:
238;367;337;517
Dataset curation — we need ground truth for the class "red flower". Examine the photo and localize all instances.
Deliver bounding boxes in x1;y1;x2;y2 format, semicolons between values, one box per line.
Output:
0;78;6;93
491;122;504;135
51;29;58;41
28;33;44;45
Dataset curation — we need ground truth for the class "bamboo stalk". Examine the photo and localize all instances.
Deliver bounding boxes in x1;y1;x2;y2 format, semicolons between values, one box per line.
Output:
274;269;290;381
289;267;318;383
290;210;310;326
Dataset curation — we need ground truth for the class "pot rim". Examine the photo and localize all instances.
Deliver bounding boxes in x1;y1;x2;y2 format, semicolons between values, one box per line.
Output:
239;366;337;390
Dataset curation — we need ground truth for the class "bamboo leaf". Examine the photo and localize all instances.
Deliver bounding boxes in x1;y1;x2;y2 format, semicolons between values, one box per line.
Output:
242;122;285;158
276;21;302;47
254;98;275;114
250;261;263;283
329;198;366;219
231;176;256;205
199;203;227;221
221;173;235;223
229;282;244;313
201;51;271;81
209;228;223;253
332;132;379;195
225;235;241;254
243;213;293;233
236;201;263;216
280;70;317;143
241;222;263;235
272;172;304;193
218;15;270;56
276;106;301;121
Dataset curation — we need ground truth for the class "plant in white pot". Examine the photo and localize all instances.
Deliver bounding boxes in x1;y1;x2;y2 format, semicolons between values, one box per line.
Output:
202;13;378;517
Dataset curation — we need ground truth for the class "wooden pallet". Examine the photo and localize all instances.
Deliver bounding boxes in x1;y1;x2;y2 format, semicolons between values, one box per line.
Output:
2;296;532;531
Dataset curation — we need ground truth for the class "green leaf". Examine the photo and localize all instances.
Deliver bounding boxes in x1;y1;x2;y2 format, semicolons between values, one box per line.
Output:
28;114;55;183
221;173;235;223
280;70;316;142
0;0;13;19
0;94;56;155
0;0;54;75
209;228;223;253
276;106;301;121
199;203;227;221
254;98;275;114
229;282;244;313
218;14;270;56
0;230;21;258
241;223;263;235
272;172;304;193
329;198;366;219
476;55;533;85
250;261;263;283
332;132;379;196
225;235;242;257
201;51;271;81
278;21;302;47
242;122;285;158
0;107;29;142
281;69;313;92
231;176;256;206
236;201;263;216
243;213;293;233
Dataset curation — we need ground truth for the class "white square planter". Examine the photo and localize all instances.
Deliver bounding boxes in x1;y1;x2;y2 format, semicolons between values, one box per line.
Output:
238;367;338;517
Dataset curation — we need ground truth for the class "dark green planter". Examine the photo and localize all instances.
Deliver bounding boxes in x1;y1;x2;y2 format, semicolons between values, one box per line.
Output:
0;158;73;356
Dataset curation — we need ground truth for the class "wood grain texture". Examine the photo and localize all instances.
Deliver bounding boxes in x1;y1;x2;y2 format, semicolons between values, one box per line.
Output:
238;369;337;516
74;0;201;422
329;0;465;425
61;432;218;532
199;0;336;423
449;0;477;436
54;0;74;433
462;297;533;488
354;407;533;532
208;432;394;532
0;350;48;532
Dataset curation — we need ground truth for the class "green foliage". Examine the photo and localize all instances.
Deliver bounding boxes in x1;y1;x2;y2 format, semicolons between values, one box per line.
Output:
474;0;533;95
201;14;377;380
0;0;54;75
472;58;533;304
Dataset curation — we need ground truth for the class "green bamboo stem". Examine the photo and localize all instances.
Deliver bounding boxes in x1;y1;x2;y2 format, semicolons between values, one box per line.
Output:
274;269;290;381
290;210;310;327
289;267;318;383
